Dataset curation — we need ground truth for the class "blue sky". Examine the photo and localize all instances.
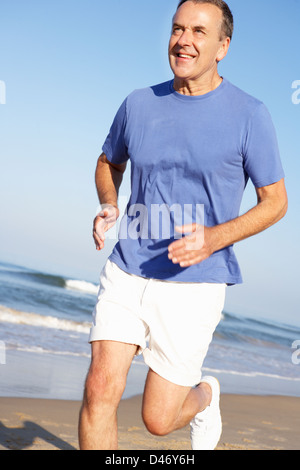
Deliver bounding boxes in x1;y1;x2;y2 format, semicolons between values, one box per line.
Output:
0;0;299;327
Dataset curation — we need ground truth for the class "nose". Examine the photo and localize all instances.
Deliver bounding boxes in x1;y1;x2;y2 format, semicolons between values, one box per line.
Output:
177;28;193;47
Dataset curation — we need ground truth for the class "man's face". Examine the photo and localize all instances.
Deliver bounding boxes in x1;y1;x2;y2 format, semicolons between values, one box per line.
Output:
169;1;229;84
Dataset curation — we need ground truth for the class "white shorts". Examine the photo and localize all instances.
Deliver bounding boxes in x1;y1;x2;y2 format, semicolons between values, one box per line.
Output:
89;260;226;387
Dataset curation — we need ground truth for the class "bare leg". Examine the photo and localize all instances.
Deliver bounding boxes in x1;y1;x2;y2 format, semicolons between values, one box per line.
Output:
78;341;137;450
142;369;211;436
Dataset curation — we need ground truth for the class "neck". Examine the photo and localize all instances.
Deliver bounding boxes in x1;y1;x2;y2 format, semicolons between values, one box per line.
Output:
173;72;223;96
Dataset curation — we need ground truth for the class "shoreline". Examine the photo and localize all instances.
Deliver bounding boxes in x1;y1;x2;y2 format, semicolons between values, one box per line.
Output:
2;349;300;402
1;394;299;450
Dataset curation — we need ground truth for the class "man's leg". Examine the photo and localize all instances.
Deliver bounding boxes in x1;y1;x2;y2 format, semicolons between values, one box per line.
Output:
140;281;226;443
142;369;211;436
78;340;137;450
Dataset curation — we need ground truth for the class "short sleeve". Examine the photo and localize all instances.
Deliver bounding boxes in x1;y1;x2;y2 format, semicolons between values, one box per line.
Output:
243;103;285;188
102;98;129;164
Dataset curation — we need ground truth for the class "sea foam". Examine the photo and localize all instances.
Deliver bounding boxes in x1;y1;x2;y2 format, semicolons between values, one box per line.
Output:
0;305;91;334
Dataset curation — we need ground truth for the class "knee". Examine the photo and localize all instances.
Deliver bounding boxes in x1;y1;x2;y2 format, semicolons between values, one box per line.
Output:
83;366;125;411
142;408;173;437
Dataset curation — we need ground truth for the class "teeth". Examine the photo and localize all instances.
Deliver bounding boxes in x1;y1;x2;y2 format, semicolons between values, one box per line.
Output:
178;54;194;59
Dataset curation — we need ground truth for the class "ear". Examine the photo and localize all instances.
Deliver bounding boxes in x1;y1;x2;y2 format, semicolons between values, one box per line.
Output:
216;37;231;63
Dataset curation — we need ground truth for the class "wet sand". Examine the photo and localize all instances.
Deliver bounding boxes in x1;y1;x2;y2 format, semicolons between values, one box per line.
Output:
0;394;299;450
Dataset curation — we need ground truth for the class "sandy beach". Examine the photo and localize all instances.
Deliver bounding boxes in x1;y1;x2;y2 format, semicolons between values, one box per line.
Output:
0;394;299;451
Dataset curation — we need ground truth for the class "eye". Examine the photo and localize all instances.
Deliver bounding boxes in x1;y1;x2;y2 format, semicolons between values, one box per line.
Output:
193;26;206;35
172;26;182;35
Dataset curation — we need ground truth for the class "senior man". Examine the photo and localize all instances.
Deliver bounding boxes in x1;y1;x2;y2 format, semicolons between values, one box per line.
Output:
79;0;287;450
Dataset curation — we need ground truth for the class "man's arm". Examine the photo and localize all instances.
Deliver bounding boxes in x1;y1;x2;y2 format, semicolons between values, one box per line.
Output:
168;179;288;268
93;152;127;251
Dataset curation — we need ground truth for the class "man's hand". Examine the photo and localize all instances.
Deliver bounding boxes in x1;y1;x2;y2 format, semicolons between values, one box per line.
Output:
168;179;288;268
168;224;215;267
93;205;119;251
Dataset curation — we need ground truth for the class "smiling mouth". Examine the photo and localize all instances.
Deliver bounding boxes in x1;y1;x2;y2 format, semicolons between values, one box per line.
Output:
176;53;195;59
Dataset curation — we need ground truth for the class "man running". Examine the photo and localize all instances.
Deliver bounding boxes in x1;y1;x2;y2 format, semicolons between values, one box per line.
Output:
79;0;287;450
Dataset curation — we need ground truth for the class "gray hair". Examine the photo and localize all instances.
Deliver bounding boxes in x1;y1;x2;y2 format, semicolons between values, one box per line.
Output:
176;0;234;40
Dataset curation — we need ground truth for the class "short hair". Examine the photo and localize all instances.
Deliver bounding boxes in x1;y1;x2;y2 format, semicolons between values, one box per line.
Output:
176;0;234;40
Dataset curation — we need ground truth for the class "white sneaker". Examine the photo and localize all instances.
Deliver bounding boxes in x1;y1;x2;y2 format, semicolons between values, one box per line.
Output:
190;376;222;450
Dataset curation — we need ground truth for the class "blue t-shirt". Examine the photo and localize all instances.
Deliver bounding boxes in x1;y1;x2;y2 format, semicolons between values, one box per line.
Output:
102;78;285;284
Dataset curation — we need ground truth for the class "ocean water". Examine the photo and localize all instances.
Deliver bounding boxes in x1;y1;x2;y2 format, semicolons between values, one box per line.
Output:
0;260;299;400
